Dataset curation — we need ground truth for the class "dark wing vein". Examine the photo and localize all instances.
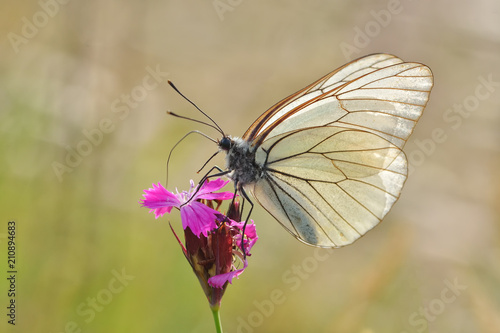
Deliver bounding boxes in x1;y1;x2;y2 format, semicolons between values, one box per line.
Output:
265;173;339;245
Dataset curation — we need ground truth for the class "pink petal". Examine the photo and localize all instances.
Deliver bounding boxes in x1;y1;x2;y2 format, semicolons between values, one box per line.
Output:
150;206;173;219
180;202;218;237
208;260;248;288
199;178;229;193
241;221;258;240
231;221;258;255
141;183;181;209
195;179;234;201
197;191;235;201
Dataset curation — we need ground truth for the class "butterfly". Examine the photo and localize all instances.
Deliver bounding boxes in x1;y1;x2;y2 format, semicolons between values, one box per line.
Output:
171;53;433;248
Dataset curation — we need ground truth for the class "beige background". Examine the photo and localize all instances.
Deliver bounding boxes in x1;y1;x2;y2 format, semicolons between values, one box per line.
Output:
1;1;499;332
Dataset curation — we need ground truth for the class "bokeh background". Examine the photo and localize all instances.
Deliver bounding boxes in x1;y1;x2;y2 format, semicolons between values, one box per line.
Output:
1;1;499;332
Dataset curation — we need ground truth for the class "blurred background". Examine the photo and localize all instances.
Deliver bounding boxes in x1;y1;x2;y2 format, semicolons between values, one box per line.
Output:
1;1;499;332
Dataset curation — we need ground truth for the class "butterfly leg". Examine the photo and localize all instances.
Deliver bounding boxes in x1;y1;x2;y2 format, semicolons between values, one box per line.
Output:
199;165;227;184
181;166;231;207
238;185;254;259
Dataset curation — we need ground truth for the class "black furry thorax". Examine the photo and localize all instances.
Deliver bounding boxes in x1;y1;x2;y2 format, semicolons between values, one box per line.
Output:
219;137;264;186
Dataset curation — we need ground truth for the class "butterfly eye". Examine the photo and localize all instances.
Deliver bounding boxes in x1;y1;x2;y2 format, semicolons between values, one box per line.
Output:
219;137;232;151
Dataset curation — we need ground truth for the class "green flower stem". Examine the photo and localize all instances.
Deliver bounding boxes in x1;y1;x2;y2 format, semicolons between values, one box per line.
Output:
211;305;223;333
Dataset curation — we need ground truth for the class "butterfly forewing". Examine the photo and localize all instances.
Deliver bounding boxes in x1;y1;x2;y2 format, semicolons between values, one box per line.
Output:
241;54;433;247
242;54;411;143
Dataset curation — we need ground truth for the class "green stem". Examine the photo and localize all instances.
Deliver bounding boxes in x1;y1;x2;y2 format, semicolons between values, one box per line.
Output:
211;305;223;333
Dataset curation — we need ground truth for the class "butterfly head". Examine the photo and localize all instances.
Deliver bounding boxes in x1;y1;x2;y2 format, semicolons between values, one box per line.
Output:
218;136;233;152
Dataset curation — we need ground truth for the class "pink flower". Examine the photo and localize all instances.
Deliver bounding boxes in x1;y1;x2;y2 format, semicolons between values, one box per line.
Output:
140;179;234;237
140;178;258;308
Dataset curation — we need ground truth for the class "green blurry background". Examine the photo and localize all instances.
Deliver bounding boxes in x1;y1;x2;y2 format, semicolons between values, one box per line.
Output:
1;1;499;332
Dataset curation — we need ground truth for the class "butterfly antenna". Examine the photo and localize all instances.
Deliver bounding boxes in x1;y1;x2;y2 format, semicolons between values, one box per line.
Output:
167;111;222;133
166;130;217;187
168;80;225;136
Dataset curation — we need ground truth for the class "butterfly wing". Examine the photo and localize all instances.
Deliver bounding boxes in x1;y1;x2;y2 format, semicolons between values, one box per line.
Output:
246;126;406;247
243;54;433;247
244;53;432;149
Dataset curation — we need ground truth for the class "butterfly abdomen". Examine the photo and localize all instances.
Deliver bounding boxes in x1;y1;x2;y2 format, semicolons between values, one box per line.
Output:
222;137;264;186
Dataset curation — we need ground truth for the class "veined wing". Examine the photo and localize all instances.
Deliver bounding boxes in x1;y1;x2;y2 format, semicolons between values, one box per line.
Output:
242;54;402;142
246;126;407;247
243;54;433;150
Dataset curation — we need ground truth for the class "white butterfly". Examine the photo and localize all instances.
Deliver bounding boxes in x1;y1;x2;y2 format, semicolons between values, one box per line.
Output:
174;53;433;248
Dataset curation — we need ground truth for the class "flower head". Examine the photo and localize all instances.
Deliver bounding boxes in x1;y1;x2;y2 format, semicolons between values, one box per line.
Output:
140;179;258;308
140;178;233;237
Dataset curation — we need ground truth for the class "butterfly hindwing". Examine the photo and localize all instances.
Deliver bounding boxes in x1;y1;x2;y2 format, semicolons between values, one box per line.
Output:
246;126;407;247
